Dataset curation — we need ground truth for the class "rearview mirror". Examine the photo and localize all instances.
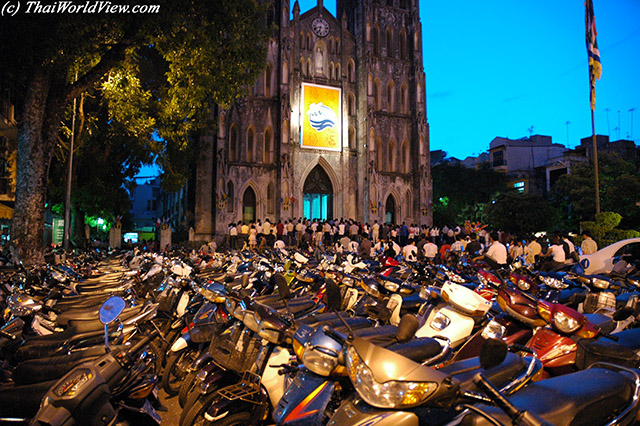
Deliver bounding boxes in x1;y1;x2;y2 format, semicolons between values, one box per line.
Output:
479;338;508;370
275;273;291;300
99;296;126;325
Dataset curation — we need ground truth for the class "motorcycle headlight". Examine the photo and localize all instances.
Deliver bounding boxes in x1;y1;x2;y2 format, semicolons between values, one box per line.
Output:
516;279;530;291
347;347;437;408
53;368;93;397
430;311;451;331
302;345;340;376
543;276;566;289
384;282;399;292
481;320;506;340
553;310;580;334
592;278;610;289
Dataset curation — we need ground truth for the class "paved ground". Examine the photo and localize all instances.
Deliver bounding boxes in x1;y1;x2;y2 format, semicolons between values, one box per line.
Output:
159;389;182;425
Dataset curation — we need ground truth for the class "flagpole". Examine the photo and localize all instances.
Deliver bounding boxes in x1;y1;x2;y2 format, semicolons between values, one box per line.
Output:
591;108;600;214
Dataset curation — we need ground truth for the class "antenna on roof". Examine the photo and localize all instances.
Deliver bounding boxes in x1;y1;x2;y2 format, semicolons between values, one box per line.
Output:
527;126;534;137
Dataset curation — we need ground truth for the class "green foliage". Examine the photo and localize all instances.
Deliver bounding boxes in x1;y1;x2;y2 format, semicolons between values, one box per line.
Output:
552;152;640;230
581;211;638;247
486;191;560;235
595;211;622;229
432;162;505;226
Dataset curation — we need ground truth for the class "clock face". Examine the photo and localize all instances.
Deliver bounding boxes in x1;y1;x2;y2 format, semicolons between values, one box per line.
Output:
312;17;330;37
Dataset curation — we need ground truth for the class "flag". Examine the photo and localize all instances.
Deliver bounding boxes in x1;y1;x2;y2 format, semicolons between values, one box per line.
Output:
585;0;602;111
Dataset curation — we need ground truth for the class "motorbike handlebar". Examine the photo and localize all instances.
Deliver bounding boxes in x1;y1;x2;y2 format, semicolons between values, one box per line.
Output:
509;344;536;355
599;331;619;342
473;373;552;426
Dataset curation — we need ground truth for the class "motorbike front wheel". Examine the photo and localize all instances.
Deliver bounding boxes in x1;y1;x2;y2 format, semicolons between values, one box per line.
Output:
181;392;219;426
179;370;199;407
162;347;199;396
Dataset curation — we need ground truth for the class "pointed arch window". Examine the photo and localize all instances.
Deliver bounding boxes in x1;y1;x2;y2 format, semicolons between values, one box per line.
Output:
247;127;255;163
229;124;238;162
387;80;395;112
401;140;409;173
388;140;396;172
386;27;393;57
348;59;356;82
373;25;380;56
348;92;356;116
401;84;408;114
265;63;272;98
263;127;273;164
374;79;381;110
400;30;407;59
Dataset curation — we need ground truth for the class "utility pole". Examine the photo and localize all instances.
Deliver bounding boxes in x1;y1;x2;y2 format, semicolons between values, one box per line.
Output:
630;108;635;139
565;121;571;147
63;94;77;251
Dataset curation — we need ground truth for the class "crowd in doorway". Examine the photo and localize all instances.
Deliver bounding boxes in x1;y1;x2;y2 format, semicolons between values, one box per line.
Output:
217;218;599;272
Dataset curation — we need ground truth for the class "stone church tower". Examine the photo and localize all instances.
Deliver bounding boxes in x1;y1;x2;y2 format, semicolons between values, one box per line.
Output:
193;0;431;241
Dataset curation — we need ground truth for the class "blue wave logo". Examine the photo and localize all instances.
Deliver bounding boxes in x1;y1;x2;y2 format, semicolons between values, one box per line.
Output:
307;103;337;132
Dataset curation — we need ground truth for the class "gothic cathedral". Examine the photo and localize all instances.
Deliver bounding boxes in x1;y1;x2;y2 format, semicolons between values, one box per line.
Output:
193;0;431;240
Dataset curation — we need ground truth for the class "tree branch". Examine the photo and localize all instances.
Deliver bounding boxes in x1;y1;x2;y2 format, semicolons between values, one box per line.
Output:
65;25;141;101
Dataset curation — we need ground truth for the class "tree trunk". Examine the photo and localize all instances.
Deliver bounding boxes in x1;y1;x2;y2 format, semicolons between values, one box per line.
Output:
11;69;64;265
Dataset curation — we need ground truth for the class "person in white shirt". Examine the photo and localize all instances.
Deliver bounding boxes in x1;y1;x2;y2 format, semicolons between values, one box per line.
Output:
371;220;380;243
540;235;566;271
423;238;438;261
581;230;598;255
402;240;418;262
450;234;464;253
473;231;507;270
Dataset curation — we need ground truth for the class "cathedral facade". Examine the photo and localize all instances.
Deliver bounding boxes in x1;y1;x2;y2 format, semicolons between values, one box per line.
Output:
193;0;432;240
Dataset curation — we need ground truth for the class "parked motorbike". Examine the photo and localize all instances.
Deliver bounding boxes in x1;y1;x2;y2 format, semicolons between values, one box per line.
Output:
31;295;163;425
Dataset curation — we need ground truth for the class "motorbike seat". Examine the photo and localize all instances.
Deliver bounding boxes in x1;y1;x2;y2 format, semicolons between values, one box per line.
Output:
56;303;142;326
459;367;635;426
386;337;444;364
439;352;525;392
299;312;372;331
15;326;121;362
603;327;640;351
51;293;115;311
11;345;115;385
0;379;59;419
584;313;616;334
400;293;424;310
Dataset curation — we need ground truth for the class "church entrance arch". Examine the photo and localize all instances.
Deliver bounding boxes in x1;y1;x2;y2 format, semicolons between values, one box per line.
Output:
385;194;396;225
303;164;333;220
242;186;257;223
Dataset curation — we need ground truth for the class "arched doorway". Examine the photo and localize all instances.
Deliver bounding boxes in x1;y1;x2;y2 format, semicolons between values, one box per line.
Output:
385;195;396;224
242;187;256;223
303;164;333;220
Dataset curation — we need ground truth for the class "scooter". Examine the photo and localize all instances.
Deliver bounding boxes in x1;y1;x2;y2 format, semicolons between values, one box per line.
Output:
453;361;640;426
326;337;541;426
416;281;492;348
30;295;164;425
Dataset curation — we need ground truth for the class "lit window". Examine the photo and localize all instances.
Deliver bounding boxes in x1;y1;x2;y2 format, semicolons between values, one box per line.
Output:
514;181;525;193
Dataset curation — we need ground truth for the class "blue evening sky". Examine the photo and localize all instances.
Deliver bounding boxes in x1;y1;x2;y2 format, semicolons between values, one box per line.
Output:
298;0;640;159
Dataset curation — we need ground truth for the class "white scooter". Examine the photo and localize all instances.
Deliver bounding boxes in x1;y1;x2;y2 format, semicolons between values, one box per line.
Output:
416;281;492;348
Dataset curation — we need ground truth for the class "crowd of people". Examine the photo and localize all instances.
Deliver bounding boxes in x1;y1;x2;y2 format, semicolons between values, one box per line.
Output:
216;218;599;272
